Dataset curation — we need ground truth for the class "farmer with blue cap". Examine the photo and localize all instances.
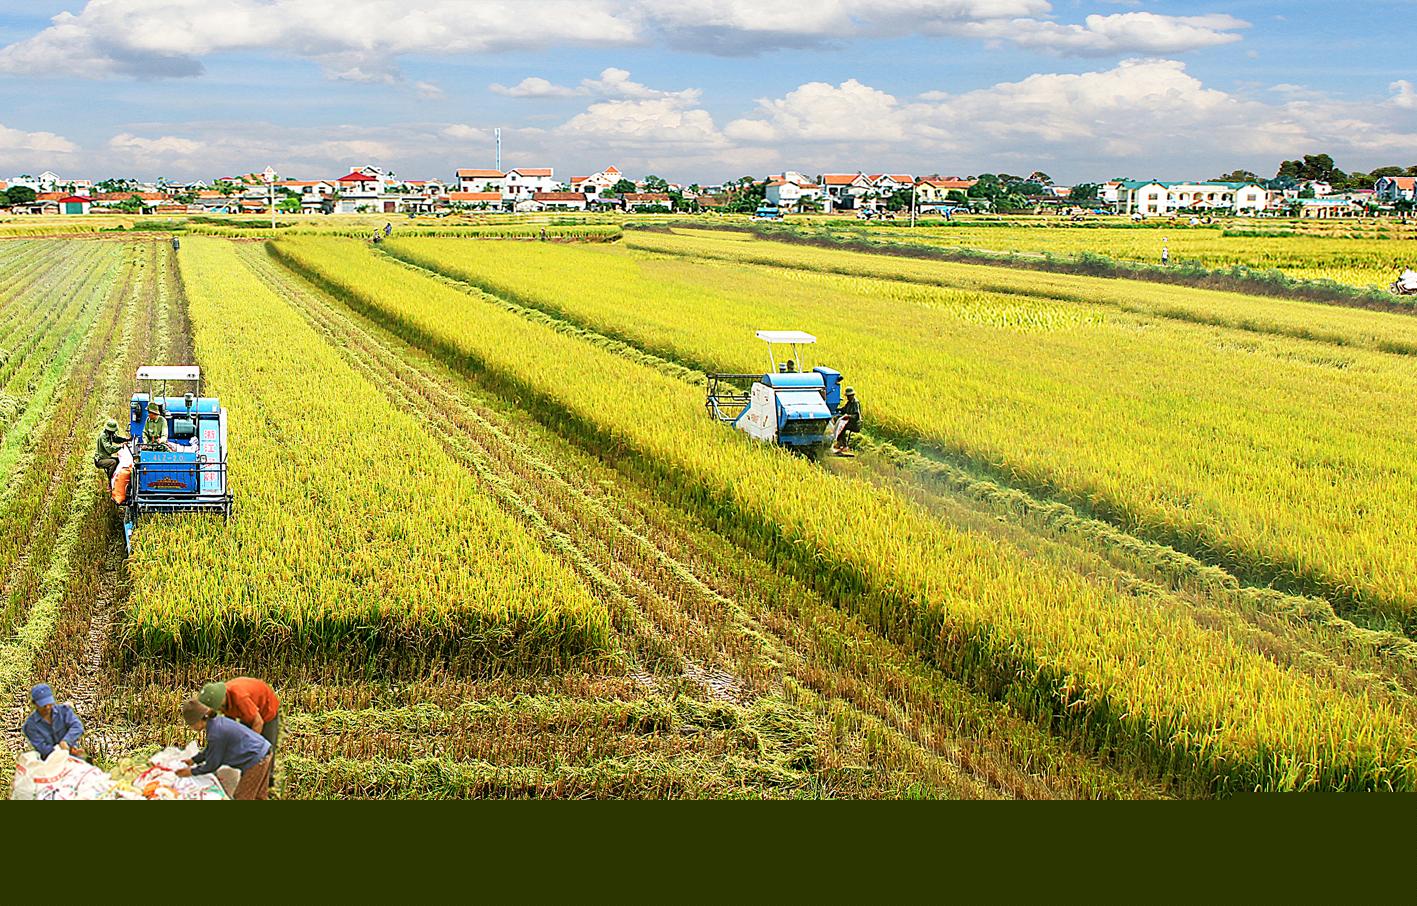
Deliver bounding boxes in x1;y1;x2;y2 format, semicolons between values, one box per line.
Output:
22;683;86;760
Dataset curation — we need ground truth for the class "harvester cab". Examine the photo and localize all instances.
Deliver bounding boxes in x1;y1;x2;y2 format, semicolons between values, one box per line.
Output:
706;331;843;455
119;365;231;552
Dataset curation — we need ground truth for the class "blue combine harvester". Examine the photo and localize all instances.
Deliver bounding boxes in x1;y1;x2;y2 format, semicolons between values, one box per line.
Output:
120;365;231;552
705;331;844;457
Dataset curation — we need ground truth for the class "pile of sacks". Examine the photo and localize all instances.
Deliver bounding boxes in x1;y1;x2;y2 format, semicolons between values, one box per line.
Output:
12;742;231;800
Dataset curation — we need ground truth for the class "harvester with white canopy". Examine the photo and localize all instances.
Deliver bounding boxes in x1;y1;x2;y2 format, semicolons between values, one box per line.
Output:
705;330;844;455
117;365;231;552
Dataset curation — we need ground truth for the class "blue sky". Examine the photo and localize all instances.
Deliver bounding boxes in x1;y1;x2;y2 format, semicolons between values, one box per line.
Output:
0;1;1413;183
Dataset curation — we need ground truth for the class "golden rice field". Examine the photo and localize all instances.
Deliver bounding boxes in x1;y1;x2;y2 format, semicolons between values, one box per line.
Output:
126;237;610;666
817;221;1415;289
9;223;1417;797
385;233;1417;628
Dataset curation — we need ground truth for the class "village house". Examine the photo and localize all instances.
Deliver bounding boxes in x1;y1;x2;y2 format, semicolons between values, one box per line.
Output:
570;166;623;199
914;177;976;205
1375;175;1416;204
1118;180;1271;216
819;173;873;211
456;169;504;193
447;191;503;210
527;190;587;211
333;170;390;213
764;173;823;210
621;192;673;212
1296;197;1364;219
89;191;173;214
867;174;914;197
503;168;557;203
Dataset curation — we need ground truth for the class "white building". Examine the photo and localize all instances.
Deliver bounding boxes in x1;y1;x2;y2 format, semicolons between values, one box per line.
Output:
818;173;873;211
1375;176;1416;203
764;177;823;209
570;165;623;199
456;169;504;193
1118;180;1272;216
502;167;557;203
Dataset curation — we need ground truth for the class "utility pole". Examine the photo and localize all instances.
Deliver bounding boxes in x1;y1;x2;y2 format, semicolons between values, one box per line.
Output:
495;128;502;172
910;180;917;228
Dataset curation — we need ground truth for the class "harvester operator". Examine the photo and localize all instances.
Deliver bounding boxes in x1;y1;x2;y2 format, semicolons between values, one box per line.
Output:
199;678;281;790
93;418;131;481
142;404;167;449
832;387;861;455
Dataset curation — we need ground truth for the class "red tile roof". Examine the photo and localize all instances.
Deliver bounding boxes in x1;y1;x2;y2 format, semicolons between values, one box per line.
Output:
821;173;866;185
532;192;586;202
336;171;379;182
456;169;504;178
917;178;976;190
511;168;554;177
448;192;502;202
92;191;171;201
622;193;671;202
56;195;91;204
1384;176;1416;190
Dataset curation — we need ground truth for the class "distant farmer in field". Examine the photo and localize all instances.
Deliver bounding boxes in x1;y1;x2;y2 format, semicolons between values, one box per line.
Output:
93;418;130;480
142;403;167;449
200;678;280;789
832;387;861;455
1395;268;1417;295
1161;238;1170;265
176;698;272;800
383;222;392;236
23;683;86;760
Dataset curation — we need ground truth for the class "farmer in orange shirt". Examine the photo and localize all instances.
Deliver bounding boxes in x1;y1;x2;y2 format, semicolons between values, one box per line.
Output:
199;678;280;790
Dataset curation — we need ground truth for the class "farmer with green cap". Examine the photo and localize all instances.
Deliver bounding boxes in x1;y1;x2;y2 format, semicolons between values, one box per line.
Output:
199;677;280;788
141;403;168;449
93;418;130;481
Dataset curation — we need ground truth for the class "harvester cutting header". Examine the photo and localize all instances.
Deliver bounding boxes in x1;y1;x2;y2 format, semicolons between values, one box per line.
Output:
705;331;859;456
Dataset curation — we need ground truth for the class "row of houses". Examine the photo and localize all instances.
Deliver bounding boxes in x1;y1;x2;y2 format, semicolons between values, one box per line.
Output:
9;167;1415;218
1;165;685;215
1107;176;1417;218
763;172;981;212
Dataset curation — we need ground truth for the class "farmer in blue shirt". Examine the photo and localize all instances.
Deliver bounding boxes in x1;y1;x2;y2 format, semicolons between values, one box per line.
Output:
23;683;86;759
175;699;273;799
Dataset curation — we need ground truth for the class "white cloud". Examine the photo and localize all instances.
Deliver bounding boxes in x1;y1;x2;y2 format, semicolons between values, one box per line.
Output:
1389;80;1417;110
0;122;78;168
951;12;1248;56
726;80;909;143
492;77;586;99
0;1;1248;80
493;68;700;102
726;60;1417;177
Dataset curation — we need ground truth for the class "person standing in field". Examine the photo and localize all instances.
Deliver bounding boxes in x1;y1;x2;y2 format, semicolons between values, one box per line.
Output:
832;387;861;455
1161;237;1170;265
23;683;87;760
199;678;280;789
93;418;130;481
176;699;272;800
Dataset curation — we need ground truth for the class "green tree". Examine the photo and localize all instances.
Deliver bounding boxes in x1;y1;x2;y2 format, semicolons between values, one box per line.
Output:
1214;169;1260;183
611;178;637;194
4;186;37;206
277;195;303;213
114;193;146;213
642;174;670;192
1070;183;1101;204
